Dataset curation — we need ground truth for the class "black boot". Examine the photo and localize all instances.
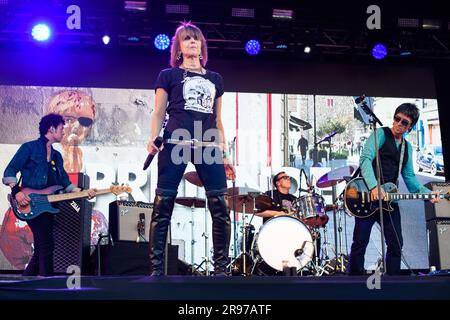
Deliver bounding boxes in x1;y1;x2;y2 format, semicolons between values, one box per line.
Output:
149;194;175;276
207;194;231;276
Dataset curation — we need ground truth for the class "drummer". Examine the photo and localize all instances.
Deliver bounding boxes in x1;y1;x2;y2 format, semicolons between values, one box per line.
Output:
255;171;295;223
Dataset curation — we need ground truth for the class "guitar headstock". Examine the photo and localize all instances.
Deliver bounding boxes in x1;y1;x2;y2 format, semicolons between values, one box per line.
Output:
110;184;133;195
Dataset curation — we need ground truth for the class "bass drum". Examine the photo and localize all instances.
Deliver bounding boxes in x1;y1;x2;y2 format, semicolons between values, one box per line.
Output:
251;216;314;275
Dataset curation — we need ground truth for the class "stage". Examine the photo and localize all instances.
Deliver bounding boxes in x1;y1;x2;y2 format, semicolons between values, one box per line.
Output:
1;274;450;301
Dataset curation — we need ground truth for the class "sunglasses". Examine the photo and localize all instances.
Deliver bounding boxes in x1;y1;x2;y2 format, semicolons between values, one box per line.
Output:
278;176;290;181
393;115;411;127
64;116;93;127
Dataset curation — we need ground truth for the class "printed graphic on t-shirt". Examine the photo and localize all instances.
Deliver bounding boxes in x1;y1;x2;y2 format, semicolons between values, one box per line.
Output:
182;76;216;114
281;199;294;210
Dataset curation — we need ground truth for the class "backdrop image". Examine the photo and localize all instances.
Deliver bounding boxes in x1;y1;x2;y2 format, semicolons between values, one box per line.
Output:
0;85;444;272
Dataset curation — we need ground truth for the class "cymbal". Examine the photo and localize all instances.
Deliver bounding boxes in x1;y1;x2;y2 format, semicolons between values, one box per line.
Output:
184;171;203;187
316;165;356;188
227;188;272;214
175;197;206;208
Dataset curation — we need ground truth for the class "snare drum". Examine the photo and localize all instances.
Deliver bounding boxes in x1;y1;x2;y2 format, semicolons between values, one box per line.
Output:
251;216;314;275
295;194;329;228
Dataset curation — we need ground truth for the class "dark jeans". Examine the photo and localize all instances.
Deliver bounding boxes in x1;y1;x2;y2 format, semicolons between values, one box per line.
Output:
24;212;54;276
156;144;227;196
349;203;403;275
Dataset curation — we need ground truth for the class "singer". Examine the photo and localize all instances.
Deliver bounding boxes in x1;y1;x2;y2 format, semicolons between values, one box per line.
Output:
146;22;235;276
349;103;440;276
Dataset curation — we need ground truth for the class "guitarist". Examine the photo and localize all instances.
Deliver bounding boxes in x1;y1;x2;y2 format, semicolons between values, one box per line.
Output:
348;103;440;275
2;114;96;277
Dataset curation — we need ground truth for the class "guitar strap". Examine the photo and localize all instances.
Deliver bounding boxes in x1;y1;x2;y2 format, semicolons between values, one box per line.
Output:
11;174;23;197
396;139;406;187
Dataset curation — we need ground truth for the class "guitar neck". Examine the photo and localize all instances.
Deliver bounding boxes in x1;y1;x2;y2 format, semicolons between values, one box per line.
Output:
387;193;444;201
47;189;111;203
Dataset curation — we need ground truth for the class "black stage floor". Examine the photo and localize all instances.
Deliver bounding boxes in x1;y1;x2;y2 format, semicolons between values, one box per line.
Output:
1;274;450;301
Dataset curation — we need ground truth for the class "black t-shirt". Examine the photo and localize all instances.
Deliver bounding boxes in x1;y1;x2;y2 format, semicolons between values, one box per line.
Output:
262;189;297;223
155;68;224;138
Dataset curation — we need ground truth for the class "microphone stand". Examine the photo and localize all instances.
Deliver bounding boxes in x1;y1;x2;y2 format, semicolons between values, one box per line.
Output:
360;102;386;275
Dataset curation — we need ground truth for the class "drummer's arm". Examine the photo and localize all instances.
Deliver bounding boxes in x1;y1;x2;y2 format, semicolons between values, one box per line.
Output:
255;210;288;218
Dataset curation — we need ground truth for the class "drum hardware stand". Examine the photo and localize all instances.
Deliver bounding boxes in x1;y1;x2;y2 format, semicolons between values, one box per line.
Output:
229;138;238;262
333;191;348;273
308;231;331;276
187;205;196;272
229;194;258;276
187;204;203;275
192;198;212;276
331;186;349;274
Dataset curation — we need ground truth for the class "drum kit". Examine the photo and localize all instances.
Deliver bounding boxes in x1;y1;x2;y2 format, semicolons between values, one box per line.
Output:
176;165;355;276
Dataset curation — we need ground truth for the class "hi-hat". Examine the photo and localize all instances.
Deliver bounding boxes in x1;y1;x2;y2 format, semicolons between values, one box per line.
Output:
175;197;206;208
316;165;356;188
227;187;272;214
184;171;203;187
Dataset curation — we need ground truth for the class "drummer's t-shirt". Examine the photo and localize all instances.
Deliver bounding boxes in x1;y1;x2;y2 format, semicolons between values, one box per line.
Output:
263;190;297;223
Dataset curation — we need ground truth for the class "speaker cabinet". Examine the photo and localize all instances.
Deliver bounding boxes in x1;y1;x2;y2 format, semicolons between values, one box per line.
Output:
427;219;450;270
109;201;153;242
53;199;92;274
424;182;450;220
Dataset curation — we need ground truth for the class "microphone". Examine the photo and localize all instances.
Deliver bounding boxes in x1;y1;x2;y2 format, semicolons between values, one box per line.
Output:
143;137;163;170
294;241;307;258
360;104;383;126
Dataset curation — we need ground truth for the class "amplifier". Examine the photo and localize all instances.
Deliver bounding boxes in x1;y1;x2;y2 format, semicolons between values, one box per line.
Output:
109;201;153;242
427;219;450;270
424;182;450;220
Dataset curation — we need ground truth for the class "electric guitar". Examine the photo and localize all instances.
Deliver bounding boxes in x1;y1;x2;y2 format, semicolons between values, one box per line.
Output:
343;177;449;218
8;184;132;221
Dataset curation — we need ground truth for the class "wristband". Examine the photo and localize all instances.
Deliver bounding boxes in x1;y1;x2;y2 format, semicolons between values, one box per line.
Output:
11;185;21;197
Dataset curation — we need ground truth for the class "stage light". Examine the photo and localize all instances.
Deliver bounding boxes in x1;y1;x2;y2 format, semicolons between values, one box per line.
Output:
124;1;147;12
272;9;294;20
422;19;441;30
372;43;387;60
398;18;419;28
31;23;51;42
245;39;261;55
166;4;189;14
232;8;255;18
304;46;311;54
154;34;170;50
102;35;111;45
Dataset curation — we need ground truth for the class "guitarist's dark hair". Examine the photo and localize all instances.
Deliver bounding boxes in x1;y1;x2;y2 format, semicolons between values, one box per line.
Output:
394;103;419;132
39;113;66;135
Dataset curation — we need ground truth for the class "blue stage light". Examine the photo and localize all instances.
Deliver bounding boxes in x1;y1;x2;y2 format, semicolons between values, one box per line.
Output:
154;34;170;50
245;39;261;55
102;35;111;45
372;43;387;60
31;23;51;42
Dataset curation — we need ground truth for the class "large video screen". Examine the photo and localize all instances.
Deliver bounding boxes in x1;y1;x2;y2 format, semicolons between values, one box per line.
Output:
0;86;444;271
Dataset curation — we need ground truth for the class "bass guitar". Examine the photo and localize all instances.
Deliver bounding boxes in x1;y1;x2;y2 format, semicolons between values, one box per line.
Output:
8;184;132;221
344;177;449;218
